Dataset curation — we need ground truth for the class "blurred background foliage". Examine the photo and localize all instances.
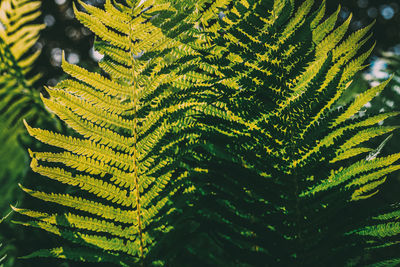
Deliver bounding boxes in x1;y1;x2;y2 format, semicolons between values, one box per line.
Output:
0;0;400;266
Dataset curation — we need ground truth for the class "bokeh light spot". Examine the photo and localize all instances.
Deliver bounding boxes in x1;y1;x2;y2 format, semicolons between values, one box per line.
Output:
54;0;66;5
357;0;368;8
67;53;80;65
339;8;350;20
380;5;395;20
386;100;394;108
393;44;400;55
367;7;378;18
371;59;389;79
44;15;55;27
51;48;62;67
90;47;104;62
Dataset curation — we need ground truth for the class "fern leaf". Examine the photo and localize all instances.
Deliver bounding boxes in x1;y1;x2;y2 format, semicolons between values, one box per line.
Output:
18;1;211;265
0;0;46;219
178;1;400;265
333;78;392;127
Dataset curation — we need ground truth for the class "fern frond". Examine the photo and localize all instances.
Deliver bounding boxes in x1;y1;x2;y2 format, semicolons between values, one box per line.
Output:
18;0;212;265
0;0;44;84
333;78;392;127
0;0;46;221
178;1;400;265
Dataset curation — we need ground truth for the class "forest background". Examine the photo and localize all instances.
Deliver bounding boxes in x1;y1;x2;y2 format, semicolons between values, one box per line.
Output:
1;0;400;266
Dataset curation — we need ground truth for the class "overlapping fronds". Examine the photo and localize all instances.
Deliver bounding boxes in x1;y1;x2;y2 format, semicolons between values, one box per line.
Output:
0;0;45;216
173;0;400;266
0;0;44;125
0;0;44;72
359;51;400;187
14;0;400;266
14;0;218;265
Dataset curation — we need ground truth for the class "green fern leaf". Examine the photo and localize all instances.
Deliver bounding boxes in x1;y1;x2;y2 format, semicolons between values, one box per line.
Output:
0;0;47;221
16;0;213;265
174;0;400;265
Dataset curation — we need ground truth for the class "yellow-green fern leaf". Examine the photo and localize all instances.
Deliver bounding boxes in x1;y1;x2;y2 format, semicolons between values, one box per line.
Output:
18;1;213;265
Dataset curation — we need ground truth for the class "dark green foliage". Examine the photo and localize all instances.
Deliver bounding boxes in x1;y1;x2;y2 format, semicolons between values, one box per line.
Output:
0;0;54;216
166;1;400;266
